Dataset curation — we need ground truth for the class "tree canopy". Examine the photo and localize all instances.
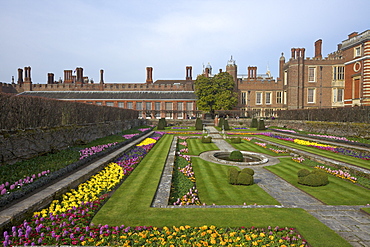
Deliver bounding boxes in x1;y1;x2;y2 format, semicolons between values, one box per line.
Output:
194;72;238;115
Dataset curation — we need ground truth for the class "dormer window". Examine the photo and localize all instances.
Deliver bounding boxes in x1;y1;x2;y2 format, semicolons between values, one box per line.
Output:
354;46;361;57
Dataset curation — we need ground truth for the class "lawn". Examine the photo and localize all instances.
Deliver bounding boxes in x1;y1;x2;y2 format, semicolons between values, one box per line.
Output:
228;139;289;156
192;157;280;205
186;138;219;155
256;135;370;170
92;135;351;246
265;158;370;205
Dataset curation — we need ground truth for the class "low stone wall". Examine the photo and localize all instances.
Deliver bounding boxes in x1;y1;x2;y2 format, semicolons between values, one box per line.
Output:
0;119;145;165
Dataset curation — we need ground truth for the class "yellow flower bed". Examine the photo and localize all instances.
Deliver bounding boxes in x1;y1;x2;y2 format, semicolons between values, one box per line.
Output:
136;138;157;146
34;162;124;217
293;139;336;148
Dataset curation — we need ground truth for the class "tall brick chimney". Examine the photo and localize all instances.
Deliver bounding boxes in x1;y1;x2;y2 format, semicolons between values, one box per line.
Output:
186;66;192;81
314;39;322;59
75;67;84;84
47;73;54;84
17;68;23;84
146;67;153;83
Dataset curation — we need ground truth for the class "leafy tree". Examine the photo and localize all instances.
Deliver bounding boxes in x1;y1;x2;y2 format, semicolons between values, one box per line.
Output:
194;72;237;117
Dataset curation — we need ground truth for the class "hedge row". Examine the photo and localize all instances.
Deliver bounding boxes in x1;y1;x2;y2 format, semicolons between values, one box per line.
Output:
277;106;370;123
0;93;138;130
0;128;152;209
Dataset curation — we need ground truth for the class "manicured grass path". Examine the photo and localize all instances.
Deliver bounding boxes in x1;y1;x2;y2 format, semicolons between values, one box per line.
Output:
256;135;370;170
92;135;351;246
187;138;219;155
265;158;370;205
228;139;289;156
192;157;280;205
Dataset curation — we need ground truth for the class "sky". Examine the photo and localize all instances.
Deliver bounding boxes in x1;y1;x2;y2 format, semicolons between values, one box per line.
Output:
1;0;369;84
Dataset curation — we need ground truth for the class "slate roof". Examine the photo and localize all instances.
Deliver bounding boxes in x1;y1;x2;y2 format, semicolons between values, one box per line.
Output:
18;91;197;100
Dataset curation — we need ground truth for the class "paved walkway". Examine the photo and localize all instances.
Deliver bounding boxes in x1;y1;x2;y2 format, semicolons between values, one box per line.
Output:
198;126;370;246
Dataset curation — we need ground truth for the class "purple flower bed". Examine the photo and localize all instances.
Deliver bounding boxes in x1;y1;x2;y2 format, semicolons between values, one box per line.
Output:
0;170;50;196
79;143;118;160
122;133;139;139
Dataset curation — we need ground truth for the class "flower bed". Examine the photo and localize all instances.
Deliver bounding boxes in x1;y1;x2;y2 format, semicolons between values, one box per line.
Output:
79;142;118;159
315;165;357;183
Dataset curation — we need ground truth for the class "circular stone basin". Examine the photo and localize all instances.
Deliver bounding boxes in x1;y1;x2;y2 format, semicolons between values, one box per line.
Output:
211;151;268;166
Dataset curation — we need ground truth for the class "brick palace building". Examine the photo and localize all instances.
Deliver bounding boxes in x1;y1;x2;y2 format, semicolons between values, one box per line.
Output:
1;30;369;119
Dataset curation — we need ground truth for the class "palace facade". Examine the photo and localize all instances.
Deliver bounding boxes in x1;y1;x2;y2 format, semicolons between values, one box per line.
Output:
1;29;369;119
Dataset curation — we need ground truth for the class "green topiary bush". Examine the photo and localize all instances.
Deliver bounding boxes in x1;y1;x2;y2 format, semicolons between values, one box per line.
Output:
298;169;329;187
250;118;258;128
223;119;230;130
218;117;225;128
297;168;310;177
195;118;203;130
230;137;241;143
257;119;266;130
201;136;212;143
228;167;239;184
229;150;243;162
237;173;254;185
240;168;254;176
157;118;167;130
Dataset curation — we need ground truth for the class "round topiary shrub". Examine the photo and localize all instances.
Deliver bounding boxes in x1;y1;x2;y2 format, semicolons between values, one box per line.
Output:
229;150;243;162
298;169;329;187
201;136;212;143
230;137;241;143
195;118;203;130
237;173;254;185
228;167;239;184
240;168;254;176
297;168;310;177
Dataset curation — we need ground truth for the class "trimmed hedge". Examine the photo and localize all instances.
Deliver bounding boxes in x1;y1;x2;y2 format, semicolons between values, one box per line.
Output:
195;118;203;130
201;136;212;143
250;118;258;128
229;150;243;162
297;169;329;187
230;137;241;144
0;93;138;130
157;118;167;130
0;128;152;209
228;167;254;186
257;119;266;130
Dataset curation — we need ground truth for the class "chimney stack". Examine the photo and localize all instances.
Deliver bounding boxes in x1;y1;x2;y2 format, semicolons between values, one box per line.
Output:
314;39;322;59
186;66;192;80
146;67;153;83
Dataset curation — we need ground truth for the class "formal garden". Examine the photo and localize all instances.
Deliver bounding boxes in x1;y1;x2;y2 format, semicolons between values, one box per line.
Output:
1;121;370;246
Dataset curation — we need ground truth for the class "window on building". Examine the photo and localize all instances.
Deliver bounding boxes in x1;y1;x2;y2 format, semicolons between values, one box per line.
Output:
256;92;262;105
265;92;271;104
333;66;344;81
308;67;316;82
283;91;287;104
96;102;102;105
177;102;183;111
308;88;315;103
127;102;133;109
118;102;124;108
136;102;142;110
333;88;344;102
276;91;282;104
86;101;93;104
355;46;361;57
186;102;193;111
284;71;288;85
154;102;161;118
145;102;152;110
241;92;246;105
106;102;114;107
165;102;173;110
